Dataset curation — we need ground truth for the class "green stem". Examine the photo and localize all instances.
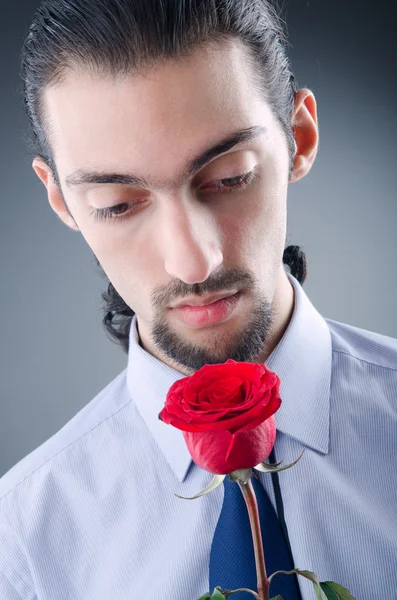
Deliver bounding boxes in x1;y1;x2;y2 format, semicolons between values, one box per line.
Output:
267;569;297;587
236;479;269;600
224;588;260;598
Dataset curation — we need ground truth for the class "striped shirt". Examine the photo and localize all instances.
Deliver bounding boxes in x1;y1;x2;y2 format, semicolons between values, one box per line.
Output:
0;273;396;599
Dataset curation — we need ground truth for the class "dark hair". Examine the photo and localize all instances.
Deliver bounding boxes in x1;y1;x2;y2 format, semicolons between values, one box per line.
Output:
20;0;308;354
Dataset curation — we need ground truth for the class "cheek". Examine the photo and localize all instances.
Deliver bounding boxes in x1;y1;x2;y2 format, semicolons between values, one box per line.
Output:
79;226;121;270
86;231;157;316
221;180;286;261
72;217;141;291
252;169;287;245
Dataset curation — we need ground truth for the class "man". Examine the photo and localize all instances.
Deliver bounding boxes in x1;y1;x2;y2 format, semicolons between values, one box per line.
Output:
0;1;395;599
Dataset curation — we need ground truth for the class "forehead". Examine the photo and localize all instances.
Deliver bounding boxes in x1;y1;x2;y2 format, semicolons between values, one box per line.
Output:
43;39;276;179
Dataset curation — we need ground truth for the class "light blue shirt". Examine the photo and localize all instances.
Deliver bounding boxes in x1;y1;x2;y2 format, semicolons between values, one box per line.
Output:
0;273;396;600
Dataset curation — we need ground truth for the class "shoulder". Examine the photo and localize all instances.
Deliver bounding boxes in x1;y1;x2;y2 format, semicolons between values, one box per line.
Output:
0;368;129;506
326;317;397;371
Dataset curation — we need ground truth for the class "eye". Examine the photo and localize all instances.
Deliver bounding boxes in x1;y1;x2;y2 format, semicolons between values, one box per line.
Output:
200;168;259;193
90;167;260;223
90;200;144;223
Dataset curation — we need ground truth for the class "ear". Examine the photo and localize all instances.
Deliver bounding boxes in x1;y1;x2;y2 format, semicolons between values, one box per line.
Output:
289;88;319;183
32;158;80;231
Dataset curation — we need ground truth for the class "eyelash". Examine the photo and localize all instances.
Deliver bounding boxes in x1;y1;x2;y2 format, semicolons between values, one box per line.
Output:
90;167;260;223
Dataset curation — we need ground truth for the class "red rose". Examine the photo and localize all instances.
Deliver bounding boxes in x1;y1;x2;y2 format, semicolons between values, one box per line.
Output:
158;359;281;475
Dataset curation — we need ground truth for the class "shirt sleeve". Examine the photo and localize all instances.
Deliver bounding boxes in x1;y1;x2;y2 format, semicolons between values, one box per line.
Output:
0;571;25;599
0;522;37;600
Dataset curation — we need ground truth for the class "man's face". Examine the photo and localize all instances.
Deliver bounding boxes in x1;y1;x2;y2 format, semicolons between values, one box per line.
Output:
36;39;315;375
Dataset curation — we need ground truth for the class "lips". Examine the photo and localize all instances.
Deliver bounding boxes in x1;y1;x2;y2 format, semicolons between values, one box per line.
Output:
172;292;241;328
172;291;238;308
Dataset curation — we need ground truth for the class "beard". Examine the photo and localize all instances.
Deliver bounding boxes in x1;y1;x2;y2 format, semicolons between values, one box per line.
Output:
149;292;274;374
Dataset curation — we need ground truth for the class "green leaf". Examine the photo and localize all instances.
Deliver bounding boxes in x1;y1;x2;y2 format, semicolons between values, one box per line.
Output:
319;583;340;600
195;594;212;600
254;449;305;473
174;474;226;500
320;581;356;600
210;587;226;599
291;569;320;583
293;569;328;600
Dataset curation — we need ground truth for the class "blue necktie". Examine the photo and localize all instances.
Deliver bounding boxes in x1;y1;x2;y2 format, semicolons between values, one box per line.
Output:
209;449;302;599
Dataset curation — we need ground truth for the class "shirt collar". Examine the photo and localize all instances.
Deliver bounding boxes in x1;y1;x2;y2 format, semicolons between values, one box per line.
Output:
126;273;332;483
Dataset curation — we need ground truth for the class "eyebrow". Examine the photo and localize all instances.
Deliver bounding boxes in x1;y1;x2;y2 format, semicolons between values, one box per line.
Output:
64;125;267;190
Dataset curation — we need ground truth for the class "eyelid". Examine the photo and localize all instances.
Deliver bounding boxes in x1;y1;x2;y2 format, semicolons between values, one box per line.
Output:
90;166;260;223
194;150;258;182
199;170;252;188
90;168;256;205
197;166;254;185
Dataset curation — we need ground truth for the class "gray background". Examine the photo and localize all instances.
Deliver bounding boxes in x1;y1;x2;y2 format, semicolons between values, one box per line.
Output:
1;0;396;477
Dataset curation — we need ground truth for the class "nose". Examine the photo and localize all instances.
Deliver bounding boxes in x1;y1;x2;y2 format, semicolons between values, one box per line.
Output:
160;193;223;285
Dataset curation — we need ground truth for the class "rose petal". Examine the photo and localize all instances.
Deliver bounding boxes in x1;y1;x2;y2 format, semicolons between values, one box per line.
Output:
183;429;234;474
225;417;277;470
